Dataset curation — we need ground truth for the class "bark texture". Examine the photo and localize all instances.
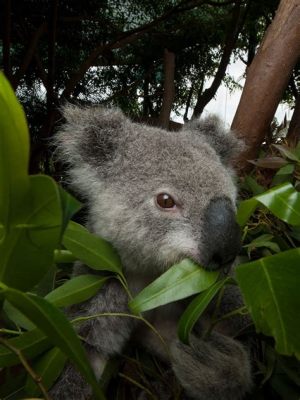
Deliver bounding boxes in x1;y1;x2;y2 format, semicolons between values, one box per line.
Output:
231;0;300;172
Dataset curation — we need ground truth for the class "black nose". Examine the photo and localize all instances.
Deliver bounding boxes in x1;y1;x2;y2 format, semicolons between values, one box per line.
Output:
202;197;241;271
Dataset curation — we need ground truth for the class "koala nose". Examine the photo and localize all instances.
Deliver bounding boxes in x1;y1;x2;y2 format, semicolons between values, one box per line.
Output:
202;197;241;271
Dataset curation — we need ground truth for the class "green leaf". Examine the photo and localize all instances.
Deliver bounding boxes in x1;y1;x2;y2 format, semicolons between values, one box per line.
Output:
1;284;106;399
58;186;82;237
45;274;108;308
54;249;78;264
129;259;218;314
0;72;30;227
243;176;265;195
0;328;50;367
237;183;300;227
3;300;35;330
236;248;300;359
177;278;230;344
63;221;122;274
275;164;295;176
249;157;288;169
25;347;67;396
0;175;62;290
244;234;281;255
273;144;300;162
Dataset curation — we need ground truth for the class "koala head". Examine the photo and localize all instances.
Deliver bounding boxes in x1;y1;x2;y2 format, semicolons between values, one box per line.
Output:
57;105;243;276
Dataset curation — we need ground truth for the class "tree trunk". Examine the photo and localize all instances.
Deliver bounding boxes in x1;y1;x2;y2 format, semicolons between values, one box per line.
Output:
192;1;246;118
232;0;300;172
286;94;300;146
3;0;12;81
159;49;176;129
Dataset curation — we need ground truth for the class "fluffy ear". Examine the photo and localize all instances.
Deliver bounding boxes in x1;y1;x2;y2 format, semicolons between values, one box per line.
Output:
55;104;127;167
184;115;245;164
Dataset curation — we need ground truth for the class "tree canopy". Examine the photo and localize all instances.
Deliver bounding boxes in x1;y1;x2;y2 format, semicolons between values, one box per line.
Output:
3;0;299;173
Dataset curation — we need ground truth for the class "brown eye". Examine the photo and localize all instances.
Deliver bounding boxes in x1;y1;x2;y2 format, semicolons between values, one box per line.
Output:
156;193;176;209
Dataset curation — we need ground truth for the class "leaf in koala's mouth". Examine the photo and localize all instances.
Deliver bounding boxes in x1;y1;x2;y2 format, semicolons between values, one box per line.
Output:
129;259;219;314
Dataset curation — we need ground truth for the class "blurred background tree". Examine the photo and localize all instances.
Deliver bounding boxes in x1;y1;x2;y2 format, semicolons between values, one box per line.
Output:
2;0;300;174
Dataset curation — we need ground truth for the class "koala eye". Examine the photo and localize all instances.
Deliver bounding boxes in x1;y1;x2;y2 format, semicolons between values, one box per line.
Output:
156;193;176;210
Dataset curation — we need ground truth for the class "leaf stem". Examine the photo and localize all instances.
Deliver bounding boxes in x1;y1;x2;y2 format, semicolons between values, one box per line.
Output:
0;336;51;400
204;305;249;338
71;312;170;359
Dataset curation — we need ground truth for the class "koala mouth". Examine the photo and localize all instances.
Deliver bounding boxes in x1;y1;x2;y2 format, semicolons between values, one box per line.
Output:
205;254;236;274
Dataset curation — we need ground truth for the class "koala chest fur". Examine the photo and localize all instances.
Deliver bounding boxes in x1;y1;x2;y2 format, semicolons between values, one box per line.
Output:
50;105;253;400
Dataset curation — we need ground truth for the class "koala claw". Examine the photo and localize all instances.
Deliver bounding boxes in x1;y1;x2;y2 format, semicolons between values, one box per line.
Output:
171;332;252;400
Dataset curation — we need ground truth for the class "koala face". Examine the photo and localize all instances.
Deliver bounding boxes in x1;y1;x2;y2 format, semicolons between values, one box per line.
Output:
57;106;243;276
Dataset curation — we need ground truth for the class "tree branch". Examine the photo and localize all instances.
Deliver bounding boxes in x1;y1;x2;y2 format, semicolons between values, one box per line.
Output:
159;49;176;129
12;22;47;89
3;0;12;81
61;0;241;99
192;0;250;118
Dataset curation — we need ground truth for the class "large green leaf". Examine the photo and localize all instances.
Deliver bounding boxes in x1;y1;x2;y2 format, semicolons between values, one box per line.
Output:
0;72;29;227
129;259;218;314
0;328;50;367
0;175;62;290
45;274;108;307
63;221;122;274
177;278;230;344
237;183;300;227
236;248;300;359
0;284;106;399
25;347;67;396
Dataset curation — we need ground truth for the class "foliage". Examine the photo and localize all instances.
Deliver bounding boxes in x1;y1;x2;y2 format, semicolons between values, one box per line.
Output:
1;72;300;399
2;0;283;173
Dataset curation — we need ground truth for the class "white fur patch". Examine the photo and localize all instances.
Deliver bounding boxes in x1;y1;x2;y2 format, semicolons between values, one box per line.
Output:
158;230;198;265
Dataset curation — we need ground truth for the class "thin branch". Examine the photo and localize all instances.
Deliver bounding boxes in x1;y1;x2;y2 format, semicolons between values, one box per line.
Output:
0;337;51;400
47;0;59;110
71;312;171;359
159;48;176;129
3;0;12;80
12;22;47;89
192;0;250;118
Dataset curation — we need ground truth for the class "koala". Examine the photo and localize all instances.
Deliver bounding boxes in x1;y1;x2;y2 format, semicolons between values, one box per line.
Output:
50;105;253;400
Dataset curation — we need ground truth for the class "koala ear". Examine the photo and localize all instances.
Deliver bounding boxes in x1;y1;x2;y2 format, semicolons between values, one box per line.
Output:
185;115;245;164
56;104;127;167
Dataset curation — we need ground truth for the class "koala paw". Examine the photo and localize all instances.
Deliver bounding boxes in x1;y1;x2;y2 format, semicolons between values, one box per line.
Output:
171;332;252;400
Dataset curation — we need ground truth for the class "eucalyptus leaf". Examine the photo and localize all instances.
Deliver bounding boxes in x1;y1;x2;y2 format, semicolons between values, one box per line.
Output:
58;186;82;237
129;259;218;314
237;183;300;227
45;274;108;308
54;249;78;264
1;284;106;399
272;144;300;162
243;176;265;196
3;300;35;330
0;328;50;367
236;248;300;359
63;221;122;274
0;175;62;290
0;72;30;227
25;347;67;396
178;278;230;344
249;157;288;169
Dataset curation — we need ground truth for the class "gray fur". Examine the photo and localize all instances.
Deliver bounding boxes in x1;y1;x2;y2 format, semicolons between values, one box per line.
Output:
51;105;252;399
